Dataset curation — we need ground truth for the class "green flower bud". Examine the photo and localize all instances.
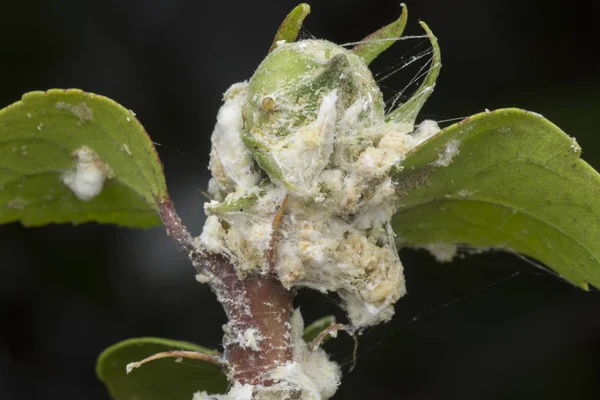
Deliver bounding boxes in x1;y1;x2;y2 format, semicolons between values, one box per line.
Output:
241;39;385;194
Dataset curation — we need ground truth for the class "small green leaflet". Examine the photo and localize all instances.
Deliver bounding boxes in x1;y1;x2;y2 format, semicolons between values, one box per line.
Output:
393;108;600;290
269;3;311;53
352;3;408;65
0;89;167;227
96;337;228;400
386;21;441;131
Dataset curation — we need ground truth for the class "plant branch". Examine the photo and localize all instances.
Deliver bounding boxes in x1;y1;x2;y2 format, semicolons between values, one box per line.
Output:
158;198;295;386
126;350;225;375
309;323;346;351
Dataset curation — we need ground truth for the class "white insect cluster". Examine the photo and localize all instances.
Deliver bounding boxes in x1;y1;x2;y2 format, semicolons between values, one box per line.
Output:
55;101;112;201
62;146;113;201
198;39;442;399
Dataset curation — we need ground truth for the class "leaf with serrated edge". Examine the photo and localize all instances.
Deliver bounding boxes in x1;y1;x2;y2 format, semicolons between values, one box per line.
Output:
0;89;167;227
392;108;600;290
352;3;408;65
96;337;227;400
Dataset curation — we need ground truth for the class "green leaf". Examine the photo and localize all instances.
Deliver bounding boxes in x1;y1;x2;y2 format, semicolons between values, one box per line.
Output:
0;89;167;227
97;337;227;400
352;3;408;65
392;108;600;290
269;3;311;53
386;21;441;130
303;315;336;343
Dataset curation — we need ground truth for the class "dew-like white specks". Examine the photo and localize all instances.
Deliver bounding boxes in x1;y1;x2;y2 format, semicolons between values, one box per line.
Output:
7;197;27;210
37;123;43;131
55;101;94;123
27;112;32;119
128;109;136;117
126;116;131;122
120;144;132;155
456;189;478;197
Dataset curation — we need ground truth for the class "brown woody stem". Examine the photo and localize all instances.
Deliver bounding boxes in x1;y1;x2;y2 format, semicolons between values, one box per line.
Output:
159;199;295;386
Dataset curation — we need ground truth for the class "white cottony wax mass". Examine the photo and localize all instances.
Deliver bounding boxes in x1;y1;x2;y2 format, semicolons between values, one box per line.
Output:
62;146;113;201
197;38;444;399
198;40;449;330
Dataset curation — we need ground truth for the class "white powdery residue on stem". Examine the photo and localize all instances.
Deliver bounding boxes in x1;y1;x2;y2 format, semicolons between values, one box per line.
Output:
236;328;263;351
62;146;113;201
267;309;341;399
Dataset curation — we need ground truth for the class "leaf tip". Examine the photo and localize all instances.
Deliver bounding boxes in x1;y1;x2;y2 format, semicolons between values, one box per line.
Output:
269;3;311;53
351;3;408;65
385;20;441;128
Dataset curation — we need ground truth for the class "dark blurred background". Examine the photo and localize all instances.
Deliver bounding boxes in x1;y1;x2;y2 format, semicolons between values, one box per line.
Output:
0;0;598;399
